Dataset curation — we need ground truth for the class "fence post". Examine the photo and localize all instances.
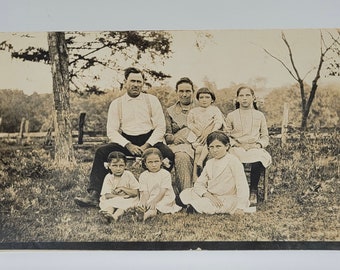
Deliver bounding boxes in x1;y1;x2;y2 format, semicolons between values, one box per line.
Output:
18;117;25;144
281;103;289;146
78;112;86;144
0;117;2;132
25;119;30;142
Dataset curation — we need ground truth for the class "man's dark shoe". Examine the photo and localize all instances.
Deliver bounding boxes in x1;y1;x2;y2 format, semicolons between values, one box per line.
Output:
74;190;99;207
175;195;186;208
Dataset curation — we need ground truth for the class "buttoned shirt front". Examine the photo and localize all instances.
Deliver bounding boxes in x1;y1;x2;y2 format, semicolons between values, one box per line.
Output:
107;93;166;147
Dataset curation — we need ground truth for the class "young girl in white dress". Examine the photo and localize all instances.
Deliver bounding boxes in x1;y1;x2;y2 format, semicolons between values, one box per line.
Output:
179;131;251;214
138;148;181;221
99;151;139;222
187;87;225;179
225;86;272;205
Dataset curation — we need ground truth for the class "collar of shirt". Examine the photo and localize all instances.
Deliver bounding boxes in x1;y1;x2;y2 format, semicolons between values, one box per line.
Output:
174;100;194;114
125;92;144;102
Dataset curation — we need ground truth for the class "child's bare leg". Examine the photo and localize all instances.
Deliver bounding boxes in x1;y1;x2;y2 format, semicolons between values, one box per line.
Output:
193;145;203;181
112;208;125;221
143;209;157;221
196;145;208;167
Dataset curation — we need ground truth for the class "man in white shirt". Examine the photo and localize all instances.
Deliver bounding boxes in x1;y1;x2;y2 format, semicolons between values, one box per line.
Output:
75;67;174;207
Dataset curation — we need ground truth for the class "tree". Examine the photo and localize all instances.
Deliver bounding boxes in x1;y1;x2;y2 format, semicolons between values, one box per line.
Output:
0;31;173;166
47;32;75;166
264;30;340;131
0;31;173;94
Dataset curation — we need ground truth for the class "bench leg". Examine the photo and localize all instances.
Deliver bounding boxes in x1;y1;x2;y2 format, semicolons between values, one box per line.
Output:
264;169;268;201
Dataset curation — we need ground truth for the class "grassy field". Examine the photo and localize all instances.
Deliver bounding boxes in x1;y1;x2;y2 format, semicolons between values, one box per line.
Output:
0;131;339;249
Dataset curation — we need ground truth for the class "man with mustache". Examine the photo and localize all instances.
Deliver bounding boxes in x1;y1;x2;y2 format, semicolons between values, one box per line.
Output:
75;67;174;207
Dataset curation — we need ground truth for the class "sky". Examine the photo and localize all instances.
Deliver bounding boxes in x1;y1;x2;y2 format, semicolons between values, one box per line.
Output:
0;29;339;96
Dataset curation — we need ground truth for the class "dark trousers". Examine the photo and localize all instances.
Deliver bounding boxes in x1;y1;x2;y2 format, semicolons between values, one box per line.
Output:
250;161;265;192
88;131;174;193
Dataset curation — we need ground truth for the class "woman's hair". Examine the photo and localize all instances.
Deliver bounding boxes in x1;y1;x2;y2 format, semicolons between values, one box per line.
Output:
175;77;194;92
107;151;127;164
196;87;216;101
206;131;230;147
235;86;258;110
141;148;163;170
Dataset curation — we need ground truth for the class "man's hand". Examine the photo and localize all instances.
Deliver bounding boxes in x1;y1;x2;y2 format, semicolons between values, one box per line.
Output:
126;142;143;156
173;136;187;145
140;143;151;152
104;193;116;199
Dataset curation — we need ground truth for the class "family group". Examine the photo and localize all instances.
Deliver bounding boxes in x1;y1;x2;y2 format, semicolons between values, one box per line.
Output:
74;67;272;222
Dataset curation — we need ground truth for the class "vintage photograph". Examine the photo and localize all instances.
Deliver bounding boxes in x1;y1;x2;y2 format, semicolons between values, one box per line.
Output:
0;28;339;250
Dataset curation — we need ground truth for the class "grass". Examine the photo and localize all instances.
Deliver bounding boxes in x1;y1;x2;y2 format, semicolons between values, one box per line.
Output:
0;131;339;248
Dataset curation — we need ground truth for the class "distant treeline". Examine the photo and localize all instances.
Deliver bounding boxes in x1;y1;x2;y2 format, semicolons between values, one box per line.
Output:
0;82;339;133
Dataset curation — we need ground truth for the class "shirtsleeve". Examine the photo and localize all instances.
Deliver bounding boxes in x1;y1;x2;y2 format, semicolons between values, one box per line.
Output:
106;97;130;147
100;174;114;196
126;171;140;190
159;170;173;190
138;172;148;192
193;165;209;197
146;95;166;146
224;113;238;146
257;113;269;148
187;109;200;135
212;106;224;131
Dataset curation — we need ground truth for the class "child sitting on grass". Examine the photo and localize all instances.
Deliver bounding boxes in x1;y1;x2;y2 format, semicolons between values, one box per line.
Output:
138;148;181;221
99;151;139;223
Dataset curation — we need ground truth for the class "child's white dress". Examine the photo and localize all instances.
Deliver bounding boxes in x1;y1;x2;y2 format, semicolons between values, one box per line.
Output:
139;169;181;213
187;105;225;145
99;170;139;212
225;108;272;167
180;154;250;214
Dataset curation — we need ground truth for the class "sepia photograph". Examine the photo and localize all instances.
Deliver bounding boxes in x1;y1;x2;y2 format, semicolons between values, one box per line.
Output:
0;0;339;269
0;27;339;248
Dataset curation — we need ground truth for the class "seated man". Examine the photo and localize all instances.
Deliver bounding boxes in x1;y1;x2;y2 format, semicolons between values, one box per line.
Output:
75;67;174;207
165;77;196;194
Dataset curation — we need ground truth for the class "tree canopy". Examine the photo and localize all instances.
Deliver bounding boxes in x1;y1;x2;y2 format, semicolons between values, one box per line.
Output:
0;31;173;94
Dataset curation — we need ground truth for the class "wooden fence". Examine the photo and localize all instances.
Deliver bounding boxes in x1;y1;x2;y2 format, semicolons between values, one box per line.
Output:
0;111;337;147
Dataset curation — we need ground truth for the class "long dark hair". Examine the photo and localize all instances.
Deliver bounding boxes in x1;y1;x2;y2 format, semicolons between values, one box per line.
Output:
235;86;258;110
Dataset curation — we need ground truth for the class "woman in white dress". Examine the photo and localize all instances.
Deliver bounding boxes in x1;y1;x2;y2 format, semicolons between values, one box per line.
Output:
179;131;250;214
225;86;272;205
138;148;181;221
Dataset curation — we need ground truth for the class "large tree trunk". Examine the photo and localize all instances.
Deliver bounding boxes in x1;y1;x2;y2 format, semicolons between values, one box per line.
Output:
47;32;75;166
